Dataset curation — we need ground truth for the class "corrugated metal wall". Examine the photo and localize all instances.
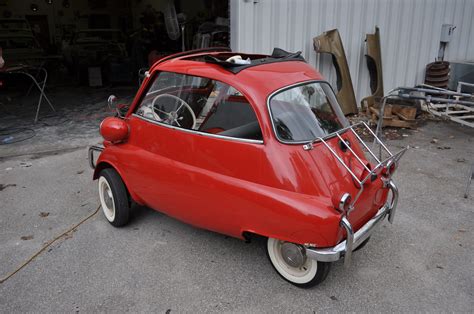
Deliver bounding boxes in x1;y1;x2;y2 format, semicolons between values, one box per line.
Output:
230;0;474;104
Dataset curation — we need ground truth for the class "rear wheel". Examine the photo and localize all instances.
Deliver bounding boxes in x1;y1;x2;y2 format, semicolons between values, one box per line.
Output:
266;238;331;288
98;168;130;227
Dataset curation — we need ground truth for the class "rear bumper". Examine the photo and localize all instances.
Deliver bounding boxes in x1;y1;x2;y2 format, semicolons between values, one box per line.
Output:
306;180;398;266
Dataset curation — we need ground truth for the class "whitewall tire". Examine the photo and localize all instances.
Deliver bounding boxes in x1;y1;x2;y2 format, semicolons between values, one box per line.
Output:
98;168;130;227
266;238;331;288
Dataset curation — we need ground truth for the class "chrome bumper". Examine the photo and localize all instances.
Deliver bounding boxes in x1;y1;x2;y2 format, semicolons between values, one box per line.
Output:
306;180;399;267
88;145;104;169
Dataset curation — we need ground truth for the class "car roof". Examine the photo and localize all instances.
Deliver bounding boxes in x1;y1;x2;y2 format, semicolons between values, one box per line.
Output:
150;48;324;99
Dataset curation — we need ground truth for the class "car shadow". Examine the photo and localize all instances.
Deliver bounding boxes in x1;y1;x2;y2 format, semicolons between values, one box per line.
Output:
128;203;164;222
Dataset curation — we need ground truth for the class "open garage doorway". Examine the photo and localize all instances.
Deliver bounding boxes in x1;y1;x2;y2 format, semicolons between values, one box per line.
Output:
1;0;229;87
0;0;229;154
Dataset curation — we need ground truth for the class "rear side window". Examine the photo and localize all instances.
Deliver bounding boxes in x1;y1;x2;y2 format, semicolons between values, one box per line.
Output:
136;72;262;141
269;82;348;143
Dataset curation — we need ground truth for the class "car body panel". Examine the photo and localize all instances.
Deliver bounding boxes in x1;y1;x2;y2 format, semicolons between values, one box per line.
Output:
313;29;358;115
361;26;384;109
95;135;341;247
93;50;394;248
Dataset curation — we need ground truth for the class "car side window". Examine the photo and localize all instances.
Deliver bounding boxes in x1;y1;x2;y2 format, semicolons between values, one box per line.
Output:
135;72;263;141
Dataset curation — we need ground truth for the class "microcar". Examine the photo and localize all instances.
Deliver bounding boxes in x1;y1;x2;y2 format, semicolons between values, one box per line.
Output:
89;48;406;287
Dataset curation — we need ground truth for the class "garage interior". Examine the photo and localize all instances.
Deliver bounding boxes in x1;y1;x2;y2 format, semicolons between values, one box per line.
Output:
0;0;229;154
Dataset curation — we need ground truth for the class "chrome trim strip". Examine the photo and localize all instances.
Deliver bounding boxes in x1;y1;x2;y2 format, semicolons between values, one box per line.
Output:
132;114;264;145
306;180;399;265
88;145;104;169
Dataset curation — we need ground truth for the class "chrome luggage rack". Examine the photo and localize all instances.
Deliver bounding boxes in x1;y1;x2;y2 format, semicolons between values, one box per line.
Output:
302;121;407;208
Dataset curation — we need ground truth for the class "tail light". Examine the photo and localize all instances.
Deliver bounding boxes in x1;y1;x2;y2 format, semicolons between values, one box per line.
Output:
338;193;352;213
382;160;397;178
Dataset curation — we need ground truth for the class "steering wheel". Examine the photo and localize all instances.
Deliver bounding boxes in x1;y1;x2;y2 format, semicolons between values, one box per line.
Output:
151;94;196;129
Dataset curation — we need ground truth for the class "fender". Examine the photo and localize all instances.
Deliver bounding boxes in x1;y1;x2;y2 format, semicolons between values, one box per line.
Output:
93;152;145;206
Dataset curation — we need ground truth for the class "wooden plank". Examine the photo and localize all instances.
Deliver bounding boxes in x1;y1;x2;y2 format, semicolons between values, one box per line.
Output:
369;107;393;119
368;105;416;128
392;106;417;120
394;112;416;121
382;119;415;128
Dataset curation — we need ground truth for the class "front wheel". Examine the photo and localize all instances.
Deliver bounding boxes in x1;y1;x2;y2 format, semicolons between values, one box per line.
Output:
266;238;331;288
98;168;130;227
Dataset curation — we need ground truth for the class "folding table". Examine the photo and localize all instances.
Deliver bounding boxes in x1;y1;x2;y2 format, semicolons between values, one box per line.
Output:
0;64;55;123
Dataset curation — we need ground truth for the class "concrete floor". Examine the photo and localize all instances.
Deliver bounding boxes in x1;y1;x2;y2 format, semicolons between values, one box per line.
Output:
0;115;473;311
0;85;134;157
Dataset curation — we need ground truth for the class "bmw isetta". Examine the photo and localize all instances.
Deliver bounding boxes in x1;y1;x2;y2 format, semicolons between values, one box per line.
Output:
89;48;406;288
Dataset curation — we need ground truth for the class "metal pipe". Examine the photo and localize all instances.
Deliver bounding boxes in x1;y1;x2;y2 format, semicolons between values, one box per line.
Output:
397;93;474;106
418;83;447;91
340;216;353;268
306;184;398;264
335;133;371;172
318;138;362;186
304;121;365;149
349;128;381;163
387;180;399;223
402;86;473;98
457;82;474;93
88;145;104;169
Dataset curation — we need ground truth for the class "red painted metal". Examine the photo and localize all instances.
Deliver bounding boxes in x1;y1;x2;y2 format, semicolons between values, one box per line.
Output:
93;51;392;248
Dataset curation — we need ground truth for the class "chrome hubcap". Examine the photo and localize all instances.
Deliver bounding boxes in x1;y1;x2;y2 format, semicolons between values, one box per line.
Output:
280;242;307;268
102;184;113;209
99;176;115;222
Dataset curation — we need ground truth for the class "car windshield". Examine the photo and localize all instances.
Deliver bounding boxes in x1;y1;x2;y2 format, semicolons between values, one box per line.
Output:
269;82;348;143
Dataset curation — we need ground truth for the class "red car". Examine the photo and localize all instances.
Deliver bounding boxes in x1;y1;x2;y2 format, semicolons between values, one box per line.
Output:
89;48;406;288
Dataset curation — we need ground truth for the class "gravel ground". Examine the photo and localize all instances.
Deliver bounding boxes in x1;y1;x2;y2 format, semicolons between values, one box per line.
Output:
0;120;472;312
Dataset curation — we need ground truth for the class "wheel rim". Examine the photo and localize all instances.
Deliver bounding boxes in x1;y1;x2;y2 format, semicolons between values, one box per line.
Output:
267;238;318;284
98;176;115;222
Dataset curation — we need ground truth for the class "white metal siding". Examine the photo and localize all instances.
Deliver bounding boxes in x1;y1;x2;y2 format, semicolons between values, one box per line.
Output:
230;0;474;104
